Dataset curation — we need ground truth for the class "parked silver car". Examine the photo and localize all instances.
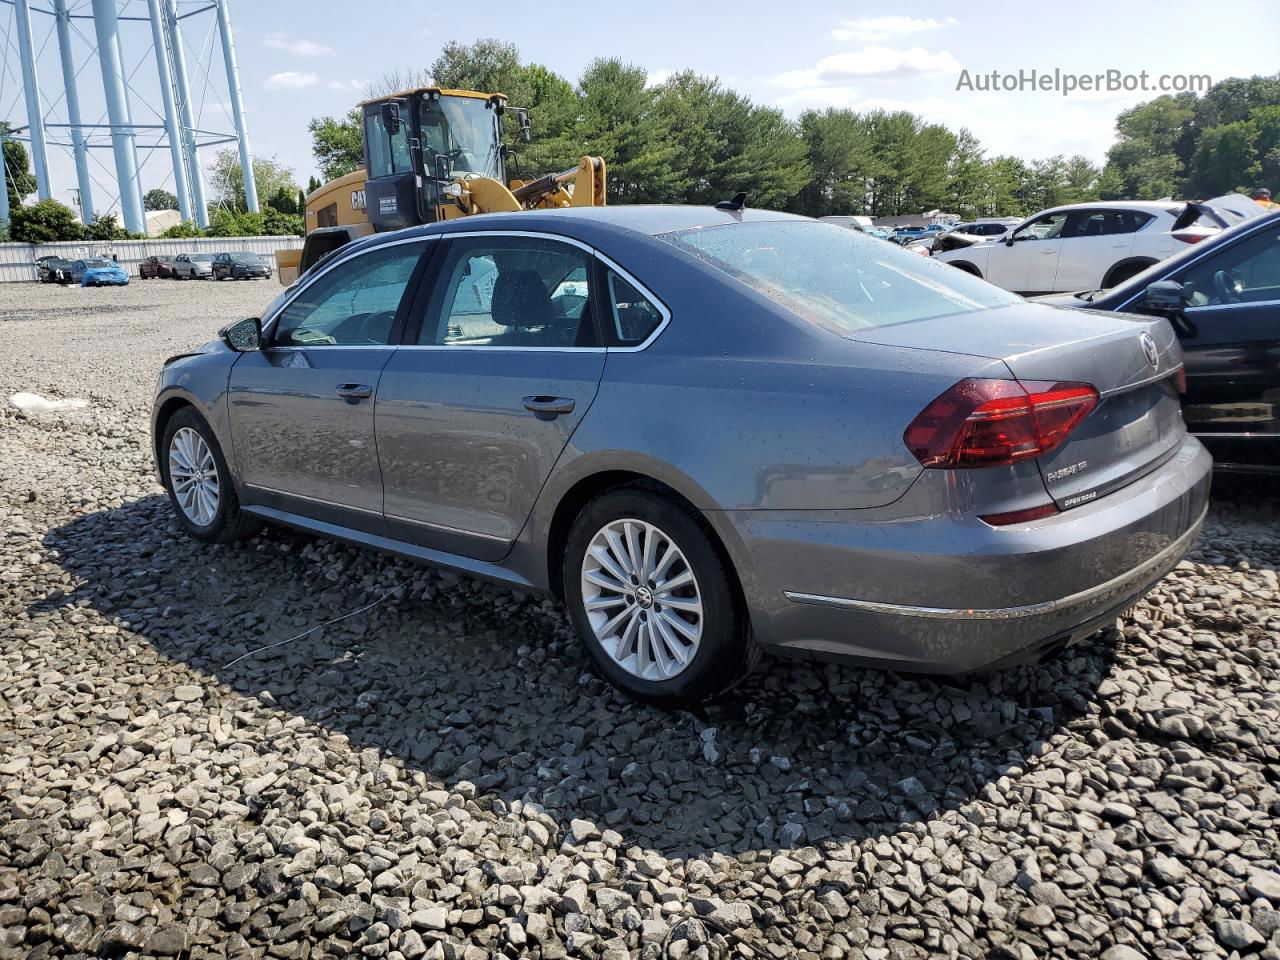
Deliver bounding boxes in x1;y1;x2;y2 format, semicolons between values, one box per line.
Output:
151;206;1210;705
172;253;214;279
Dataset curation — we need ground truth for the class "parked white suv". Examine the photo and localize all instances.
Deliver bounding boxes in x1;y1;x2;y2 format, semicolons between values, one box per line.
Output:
934;201;1242;294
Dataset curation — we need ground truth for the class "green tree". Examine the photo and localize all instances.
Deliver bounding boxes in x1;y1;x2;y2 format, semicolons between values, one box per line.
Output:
161;220;204;239
266;185;299;214
944;129;988;220
205;208;241;237
307;109;364;181
796;109;875;216
143;188;178;211
209;150;298;212
572;58;683;203
9;198;84;243
1190;120;1260;196
262;207;304;236
430;38;524;98
85;212;129;240
2;123;39;213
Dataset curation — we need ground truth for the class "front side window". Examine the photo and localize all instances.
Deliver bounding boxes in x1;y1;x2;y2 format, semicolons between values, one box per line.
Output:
1180;226;1280;307
272;243;425;347
661;220;1019;334
1013;212;1068;241
420;237;596;348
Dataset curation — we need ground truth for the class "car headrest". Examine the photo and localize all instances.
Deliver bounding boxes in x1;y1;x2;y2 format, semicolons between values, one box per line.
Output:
491;269;553;328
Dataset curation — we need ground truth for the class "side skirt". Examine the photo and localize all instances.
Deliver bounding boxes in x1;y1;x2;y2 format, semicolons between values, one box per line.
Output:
242;504;540;592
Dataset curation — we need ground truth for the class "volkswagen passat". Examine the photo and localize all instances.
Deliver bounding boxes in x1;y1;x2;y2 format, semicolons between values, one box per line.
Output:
152;206;1210;705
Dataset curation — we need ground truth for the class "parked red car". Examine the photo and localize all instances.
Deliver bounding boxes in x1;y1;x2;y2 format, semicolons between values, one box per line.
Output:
139;256;176;279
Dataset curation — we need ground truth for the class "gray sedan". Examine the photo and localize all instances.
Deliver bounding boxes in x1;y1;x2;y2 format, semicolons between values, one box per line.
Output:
151;206;1210;705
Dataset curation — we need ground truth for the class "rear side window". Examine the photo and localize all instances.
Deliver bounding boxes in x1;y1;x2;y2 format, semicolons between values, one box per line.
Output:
419;236;598;348
273;243;424;347
606;271;664;345
661;220;1020;333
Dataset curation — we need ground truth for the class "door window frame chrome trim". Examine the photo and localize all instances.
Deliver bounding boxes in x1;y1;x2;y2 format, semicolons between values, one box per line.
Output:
262;229;673;355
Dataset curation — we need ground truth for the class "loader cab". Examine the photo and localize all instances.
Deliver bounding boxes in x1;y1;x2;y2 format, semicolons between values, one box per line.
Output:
361;88;508;232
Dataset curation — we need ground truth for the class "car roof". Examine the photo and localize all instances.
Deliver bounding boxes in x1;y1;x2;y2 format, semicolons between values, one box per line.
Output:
356;204;810;253
1035;201;1181;216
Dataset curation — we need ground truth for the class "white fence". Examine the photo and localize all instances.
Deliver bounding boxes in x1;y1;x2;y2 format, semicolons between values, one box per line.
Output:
0;236;302;283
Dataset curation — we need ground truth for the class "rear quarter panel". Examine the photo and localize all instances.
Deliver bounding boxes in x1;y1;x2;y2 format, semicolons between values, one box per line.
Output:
527;240;1014;536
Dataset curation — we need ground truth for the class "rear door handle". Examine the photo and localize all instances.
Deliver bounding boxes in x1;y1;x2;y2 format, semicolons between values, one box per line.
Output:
336;383;373;401
523;395;575;420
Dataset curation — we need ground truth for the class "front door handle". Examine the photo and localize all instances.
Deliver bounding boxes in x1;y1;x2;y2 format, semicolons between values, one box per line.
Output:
523;395;575;420
336;383;373;402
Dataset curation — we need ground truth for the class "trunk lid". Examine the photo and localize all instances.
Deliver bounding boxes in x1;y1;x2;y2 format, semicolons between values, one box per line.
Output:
853;302;1186;506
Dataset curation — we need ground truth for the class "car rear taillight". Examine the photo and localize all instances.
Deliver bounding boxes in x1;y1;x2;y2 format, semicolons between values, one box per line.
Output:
1174;365;1187;394
904;378;1099;468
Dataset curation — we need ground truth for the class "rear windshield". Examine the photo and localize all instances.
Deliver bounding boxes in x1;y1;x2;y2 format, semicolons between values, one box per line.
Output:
190;254;213;262
660;220;1020;333
84;259;114;267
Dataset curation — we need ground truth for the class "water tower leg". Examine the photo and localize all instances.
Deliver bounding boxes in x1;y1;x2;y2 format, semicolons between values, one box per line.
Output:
213;0;258;212
14;0;53;201
145;0;191;222
53;0;97;224
90;0;145;234
164;0;208;227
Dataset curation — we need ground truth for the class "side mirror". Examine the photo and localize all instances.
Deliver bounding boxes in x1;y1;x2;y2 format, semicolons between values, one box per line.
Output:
434;154;451;181
1143;279;1186;313
517;108;531;142
380;101;402;135
220;316;262;352
1004;236;1016;245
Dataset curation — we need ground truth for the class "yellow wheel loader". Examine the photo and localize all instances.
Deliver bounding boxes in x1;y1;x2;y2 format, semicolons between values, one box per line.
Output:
275;88;606;284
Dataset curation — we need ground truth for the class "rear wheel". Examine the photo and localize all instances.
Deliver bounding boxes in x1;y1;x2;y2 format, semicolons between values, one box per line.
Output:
1104;260;1154;288
563;487;759;706
161;407;261;543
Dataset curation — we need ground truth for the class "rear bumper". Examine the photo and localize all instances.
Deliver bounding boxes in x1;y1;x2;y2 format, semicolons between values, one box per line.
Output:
719;435;1211;673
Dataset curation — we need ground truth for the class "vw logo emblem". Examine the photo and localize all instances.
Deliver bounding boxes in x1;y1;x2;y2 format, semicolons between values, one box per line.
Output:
1139;332;1159;369
635;586;654;609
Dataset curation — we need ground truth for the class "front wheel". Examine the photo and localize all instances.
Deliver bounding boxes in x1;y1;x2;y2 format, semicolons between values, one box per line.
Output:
161;407;262;543
562;487;759;707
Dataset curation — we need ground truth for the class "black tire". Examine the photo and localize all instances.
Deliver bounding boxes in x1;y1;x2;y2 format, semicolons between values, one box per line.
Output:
160;407;262;543
1104;261;1153;288
562;486;760;707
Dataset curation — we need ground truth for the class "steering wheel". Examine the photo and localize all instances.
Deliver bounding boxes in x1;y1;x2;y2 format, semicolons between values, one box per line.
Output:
355;310;397;344
1212;269;1244;304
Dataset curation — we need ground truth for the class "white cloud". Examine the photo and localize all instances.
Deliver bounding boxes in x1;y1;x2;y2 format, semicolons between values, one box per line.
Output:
327;79;368;92
771;46;961;89
265;71;320;90
646;69;674;88
832;16;957;44
264;33;334;57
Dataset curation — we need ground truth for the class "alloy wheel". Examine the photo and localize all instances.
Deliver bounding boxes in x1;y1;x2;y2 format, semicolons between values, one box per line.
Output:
168;427;220;526
580;518;703;681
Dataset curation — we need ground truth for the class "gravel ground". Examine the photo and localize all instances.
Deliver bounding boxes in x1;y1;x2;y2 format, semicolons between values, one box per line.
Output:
1;279;1279;960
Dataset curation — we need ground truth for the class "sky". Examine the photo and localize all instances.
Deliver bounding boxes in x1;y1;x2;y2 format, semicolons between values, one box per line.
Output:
3;0;1277;218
